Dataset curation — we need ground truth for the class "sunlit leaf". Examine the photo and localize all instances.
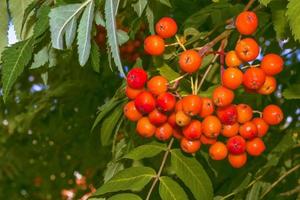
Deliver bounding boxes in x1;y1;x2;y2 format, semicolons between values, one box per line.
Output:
132;0;147;17
30;46;49;69
124;141;167;160
282;84;300;99
108;193;142;200
286;0;300;41
159;176;188;200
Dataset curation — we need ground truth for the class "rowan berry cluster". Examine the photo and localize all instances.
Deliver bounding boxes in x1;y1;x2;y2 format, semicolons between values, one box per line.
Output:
123;11;284;168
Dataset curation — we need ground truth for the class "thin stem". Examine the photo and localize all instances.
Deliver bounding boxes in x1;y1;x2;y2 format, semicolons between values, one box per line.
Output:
243;0;256;11
241;64;260;70
253;110;262;117
191;76;195;94
261;164;300;198
175;35;186;51
145;138;174;200
169;73;188;84
165;42;179;47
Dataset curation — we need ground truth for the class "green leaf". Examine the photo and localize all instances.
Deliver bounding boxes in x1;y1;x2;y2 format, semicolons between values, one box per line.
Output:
132;0;147;17
91;40;101;73
124;141;167;160
100;103;125;146
246;181;263;200
282;84;300;99
9;0;33;39
104;161;124;183
107;193;142;200
1;38;34;102
105;0;125;77
93;167;156;196
198;85;218;97
48;48;57;68
269;0;288;39
91;98;125;131
77;0;94;66
0;0;8;61
95;10;105;26
159;176;188;200
286;0;300;41
146;6;155;34
117;30;129;46
259;0;272;6
170;149;213;200
158;64;180;81
49;3;83;49
157;0;172;7
33;6;51;39
30;46;49;69
41;72;48;86
21;0;39;36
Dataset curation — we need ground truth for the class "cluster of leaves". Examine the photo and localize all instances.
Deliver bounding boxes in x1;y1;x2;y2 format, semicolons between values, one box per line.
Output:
0;0;299;199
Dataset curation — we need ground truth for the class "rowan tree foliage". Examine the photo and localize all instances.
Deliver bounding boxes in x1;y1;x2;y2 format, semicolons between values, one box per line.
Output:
0;0;300;199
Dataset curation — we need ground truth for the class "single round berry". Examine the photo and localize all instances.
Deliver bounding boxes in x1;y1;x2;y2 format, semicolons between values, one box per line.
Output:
183;120;202;140
246;138;266;156
212;86;235;107
262;104;284;125
156;92;176;112
202;115;222;138
222;68;243;90
221;123;239;138
235;38;259;62
243;67;266;90
136;117;156;138
134;91;156;114
147;75;168;96
239;121;258;140
176;111;191;127
227;135;246;155
180;138;201;153
209;142;228;160
236;104;253;123
225;50;243;68
200;135;217;145
252;117;269;137
216;104;238;125
228;153;247;168
149;109;168;126
155;123;173;141
261;54;284;76
199;97;215;118
155;17;178;39
257;76;277;95
144;35;165;55
235;11;258;35
179;50;202;73
126;68;148;89
125;86;144;99
182;95;202;116
123;101;143;121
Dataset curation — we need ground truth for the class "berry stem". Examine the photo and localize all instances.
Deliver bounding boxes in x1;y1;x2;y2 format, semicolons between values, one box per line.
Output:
243;0;256;11
165;42;179;47
175;35;187;51
240;64;260;70
145;138;174;200
253;110;262;117
169;73;188;84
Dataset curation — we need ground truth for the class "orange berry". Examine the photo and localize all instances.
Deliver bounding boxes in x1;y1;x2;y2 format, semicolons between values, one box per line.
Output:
239;121;258;140
155;17;178;39
147;76;168;96
262;104;284;125
180;138;201;153
175;111;191;127
175;99;184;112
182;95;202;116
236;104;253;123
209;142;228;160
212;86;235;107
148;109;168;126
155;123;173;141
243;67;266;90
134;91;156;114
200;135;217;145
144;35;165;56
179;50;202;73
202;115;222;138
261;54;284;76
222;68;243;90
125;86;144;99
225;50;243;68
221;123;239;137
136;117;156;138
246;138;266;156
235;38;259;62
199;97;215;118
228;153;247;168
167;112;177;127
252;117;269;137
257;76;277;95
183;120;202;140
235;11;258;35
123;101;143;121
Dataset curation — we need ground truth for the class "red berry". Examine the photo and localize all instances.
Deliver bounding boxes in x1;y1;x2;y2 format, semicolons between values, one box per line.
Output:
216;104;237;125
126;68;148;89
183;120;202;140
134;91;156;114
227;136;246;155
156;92;176;112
